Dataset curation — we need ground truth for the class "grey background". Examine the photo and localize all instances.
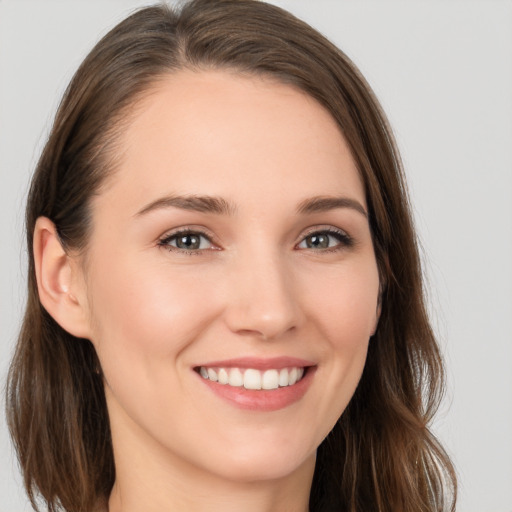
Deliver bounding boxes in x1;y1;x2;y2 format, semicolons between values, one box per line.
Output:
1;1;511;510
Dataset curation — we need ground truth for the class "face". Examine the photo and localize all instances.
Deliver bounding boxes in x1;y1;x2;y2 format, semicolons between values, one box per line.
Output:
77;70;380;484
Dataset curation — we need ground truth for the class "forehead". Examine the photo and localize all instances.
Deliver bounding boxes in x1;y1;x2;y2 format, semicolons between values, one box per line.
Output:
97;69;365;214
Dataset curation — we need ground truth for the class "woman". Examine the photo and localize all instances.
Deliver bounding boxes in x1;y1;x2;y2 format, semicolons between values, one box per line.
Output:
6;0;457;511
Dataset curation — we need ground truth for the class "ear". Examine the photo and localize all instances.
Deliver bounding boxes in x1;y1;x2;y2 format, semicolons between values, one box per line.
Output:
371;302;382;336
371;281;385;336
33;217;91;339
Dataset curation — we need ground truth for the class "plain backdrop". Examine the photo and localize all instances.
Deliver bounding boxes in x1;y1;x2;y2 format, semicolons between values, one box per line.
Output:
1;1;511;511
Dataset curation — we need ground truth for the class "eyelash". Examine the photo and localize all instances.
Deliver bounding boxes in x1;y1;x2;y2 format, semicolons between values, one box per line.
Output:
298;227;354;253
157;227;354;256
158;228;217;256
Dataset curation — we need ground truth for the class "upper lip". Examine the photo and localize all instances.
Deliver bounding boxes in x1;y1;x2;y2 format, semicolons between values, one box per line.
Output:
194;356;316;370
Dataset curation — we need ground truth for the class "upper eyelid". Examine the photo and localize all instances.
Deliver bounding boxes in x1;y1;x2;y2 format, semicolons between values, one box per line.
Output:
159;226;217;243
159;225;349;238
301;225;349;237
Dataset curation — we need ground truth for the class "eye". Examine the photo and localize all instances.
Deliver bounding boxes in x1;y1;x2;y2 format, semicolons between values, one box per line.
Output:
158;229;215;254
297;228;353;252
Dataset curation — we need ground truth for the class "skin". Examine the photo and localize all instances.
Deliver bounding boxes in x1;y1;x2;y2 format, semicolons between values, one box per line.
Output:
35;70;381;512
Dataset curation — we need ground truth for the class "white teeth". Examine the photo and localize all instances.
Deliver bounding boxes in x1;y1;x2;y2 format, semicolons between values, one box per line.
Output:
278;368;289;387
244;369;262;390
218;368;229;385
198;366;306;390
228;367;243;387
262;369;279;390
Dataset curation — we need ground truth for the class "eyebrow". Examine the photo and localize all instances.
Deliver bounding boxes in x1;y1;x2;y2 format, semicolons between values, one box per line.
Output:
296;195;367;218
136;194;237;216
136;194;367;218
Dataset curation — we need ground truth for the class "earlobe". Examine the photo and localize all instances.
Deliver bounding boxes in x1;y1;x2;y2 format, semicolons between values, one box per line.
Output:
371;302;382;336
33;217;91;339
371;283;384;336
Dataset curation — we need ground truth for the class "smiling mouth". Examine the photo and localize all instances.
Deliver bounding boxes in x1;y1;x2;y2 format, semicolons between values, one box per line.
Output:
194;366;308;390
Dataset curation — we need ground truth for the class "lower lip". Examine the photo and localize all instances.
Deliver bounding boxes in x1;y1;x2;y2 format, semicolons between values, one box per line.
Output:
195;367;316;411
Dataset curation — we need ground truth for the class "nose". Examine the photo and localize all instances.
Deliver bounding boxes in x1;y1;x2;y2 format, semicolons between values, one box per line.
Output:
223;248;301;341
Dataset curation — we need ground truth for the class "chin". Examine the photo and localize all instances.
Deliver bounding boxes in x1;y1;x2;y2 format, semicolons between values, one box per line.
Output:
201;444;316;483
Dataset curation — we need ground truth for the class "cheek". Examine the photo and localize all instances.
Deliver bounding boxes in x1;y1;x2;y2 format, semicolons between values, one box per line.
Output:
303;257;380;345
85;255;222;372
301;257;379;425
84;256;227;440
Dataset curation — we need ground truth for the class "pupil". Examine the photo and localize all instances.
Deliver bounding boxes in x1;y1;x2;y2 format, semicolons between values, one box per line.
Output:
177;234;199;249
308;234;328;248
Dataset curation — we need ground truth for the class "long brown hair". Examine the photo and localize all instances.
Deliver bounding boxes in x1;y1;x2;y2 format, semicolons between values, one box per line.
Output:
6;1;457;510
